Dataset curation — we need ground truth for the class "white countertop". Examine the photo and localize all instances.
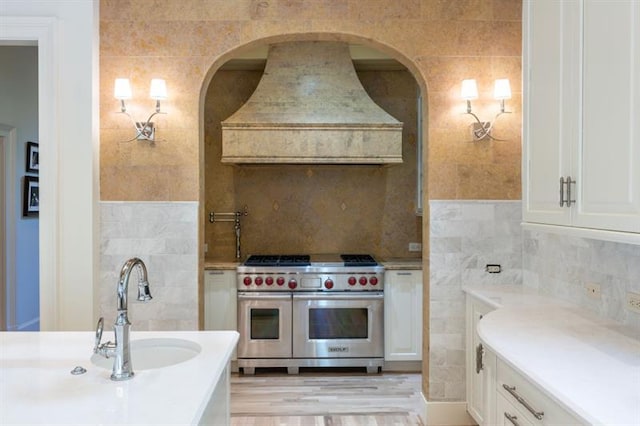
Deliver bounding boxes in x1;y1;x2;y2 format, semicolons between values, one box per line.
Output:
465;285;640;425
0;330;239;425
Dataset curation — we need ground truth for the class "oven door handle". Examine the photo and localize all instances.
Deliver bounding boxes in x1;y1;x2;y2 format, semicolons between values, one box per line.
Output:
238;292;292;301
292;292;383;301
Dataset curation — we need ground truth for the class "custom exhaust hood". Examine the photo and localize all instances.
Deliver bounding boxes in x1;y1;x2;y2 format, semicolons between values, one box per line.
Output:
221;41;403;164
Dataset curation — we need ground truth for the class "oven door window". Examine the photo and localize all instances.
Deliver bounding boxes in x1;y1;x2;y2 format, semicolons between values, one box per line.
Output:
308;308;368;339
250;308;280;339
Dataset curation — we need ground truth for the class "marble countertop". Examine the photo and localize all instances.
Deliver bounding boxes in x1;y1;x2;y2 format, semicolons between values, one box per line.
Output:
204;259;240;269
0;330;238;425
380;258;422;270
465;285;640;425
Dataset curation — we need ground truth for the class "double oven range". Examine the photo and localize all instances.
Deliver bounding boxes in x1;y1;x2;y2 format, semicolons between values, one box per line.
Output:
237;254;384;374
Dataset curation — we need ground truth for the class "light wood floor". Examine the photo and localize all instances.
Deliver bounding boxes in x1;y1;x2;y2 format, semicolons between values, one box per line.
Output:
230;369;424;426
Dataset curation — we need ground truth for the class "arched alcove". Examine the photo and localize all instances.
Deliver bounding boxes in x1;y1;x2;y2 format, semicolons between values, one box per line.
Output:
197;32;430;384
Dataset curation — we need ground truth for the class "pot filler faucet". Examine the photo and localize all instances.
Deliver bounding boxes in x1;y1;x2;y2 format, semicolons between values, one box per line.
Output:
94;257;152;381
208;205;248;259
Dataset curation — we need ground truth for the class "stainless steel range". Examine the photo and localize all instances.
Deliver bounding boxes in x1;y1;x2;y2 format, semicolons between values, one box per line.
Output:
237;254;384;374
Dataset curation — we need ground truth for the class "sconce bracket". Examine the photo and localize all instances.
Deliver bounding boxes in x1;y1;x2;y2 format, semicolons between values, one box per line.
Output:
135;122;155;141
470;121;491;141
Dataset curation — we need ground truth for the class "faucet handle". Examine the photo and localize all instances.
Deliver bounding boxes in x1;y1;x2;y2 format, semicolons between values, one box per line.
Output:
94;317;104;353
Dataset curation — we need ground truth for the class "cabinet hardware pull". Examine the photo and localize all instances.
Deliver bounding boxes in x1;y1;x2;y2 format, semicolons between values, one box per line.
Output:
559;176;566;207
502;384;544;420
566;176;576;207
397;272;412;276
207;271;224;275
504;412;520;426
475;343;483;374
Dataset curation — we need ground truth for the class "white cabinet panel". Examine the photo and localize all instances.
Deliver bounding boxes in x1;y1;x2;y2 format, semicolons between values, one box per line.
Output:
384;270;422;361
523;0;578;226
496;392;534;426
523;0;640;236
466;295;495;425
575;0;640;232
204;270;237;331
204;270;237;361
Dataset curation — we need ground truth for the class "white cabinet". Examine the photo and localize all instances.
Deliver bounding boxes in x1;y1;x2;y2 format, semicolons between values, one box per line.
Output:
384;270;422;361
204;270;237;359
465;294;582;426
495;359;582;425
523;0;640;235
465;295;496;425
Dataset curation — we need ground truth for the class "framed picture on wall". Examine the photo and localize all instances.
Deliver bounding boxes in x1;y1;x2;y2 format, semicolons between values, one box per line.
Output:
26;141;39;173
22;176;39;217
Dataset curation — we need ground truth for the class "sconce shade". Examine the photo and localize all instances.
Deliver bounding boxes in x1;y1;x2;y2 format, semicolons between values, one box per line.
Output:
493;79;512;100
461;79;478;100
150;79;167;100
114;78;132;100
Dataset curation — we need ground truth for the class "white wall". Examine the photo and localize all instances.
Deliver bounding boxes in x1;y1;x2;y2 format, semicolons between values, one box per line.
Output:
0;47;40;330
0;1;99;330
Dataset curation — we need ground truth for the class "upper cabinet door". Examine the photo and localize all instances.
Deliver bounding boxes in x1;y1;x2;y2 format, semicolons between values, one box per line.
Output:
522;0;580;226
574;0;640;233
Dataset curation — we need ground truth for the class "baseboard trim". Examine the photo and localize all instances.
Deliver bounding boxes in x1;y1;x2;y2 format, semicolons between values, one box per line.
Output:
420;393;476;426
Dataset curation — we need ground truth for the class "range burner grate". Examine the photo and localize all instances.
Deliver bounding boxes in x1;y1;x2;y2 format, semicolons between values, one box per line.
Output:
244;254;310;267
340;254;378;267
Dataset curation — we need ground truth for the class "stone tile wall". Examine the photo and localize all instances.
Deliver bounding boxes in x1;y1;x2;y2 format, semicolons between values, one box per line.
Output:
99;202;199;331
204;69;421;260
429;200;522;401
100;0;523;397
100;0;523;202
522;230;640;332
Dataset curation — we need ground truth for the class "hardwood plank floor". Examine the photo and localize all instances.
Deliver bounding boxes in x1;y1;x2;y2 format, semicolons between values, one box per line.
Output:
230;370;424;426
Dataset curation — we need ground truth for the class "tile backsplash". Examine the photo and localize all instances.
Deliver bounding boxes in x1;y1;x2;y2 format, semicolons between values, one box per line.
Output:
99;202;199;331
429;200;523;401
523;230;640;331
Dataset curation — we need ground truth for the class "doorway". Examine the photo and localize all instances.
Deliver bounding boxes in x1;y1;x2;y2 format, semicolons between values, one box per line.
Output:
0;46;40;331
0;134;5;330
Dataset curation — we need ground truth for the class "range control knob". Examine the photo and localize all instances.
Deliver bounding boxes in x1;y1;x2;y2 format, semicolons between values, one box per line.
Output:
265;277;274;286
243;276;252;286
276;277;285;286
359;276;368;286
370;276;378;286
348;277;357;286
324;279;334;290
255;276;263;286
288;279;298;290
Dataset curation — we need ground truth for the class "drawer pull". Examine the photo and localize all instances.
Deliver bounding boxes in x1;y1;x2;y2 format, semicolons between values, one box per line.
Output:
475;343;483;374
502;384;544;420
504;412;520;426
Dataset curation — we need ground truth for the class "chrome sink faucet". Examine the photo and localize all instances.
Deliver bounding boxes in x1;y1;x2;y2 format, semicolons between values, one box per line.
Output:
94;257;152;381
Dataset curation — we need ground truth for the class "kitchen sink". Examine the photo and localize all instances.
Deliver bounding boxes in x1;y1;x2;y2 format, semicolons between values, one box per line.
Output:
90;338;201;371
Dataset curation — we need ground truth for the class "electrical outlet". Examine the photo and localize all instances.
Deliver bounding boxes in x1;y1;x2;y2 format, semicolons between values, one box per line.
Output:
626;292;640;313
408;242;422;252
485;264;501;273
204;243;208;253
585;282;601;299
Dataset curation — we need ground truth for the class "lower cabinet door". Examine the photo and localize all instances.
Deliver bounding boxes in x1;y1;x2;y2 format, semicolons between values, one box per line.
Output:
384;271;422;361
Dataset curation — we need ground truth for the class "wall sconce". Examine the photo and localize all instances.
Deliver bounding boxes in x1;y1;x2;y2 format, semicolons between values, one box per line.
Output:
114;78;167;142
461;78;511;141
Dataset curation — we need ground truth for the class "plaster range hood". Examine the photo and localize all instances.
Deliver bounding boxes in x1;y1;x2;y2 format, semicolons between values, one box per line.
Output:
221;41;403;164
